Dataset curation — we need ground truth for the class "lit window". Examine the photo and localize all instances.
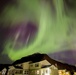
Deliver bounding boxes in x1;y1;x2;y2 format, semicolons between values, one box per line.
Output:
37;70;39;74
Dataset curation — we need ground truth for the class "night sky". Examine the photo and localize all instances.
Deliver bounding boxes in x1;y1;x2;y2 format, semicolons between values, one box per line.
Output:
0;0;76;65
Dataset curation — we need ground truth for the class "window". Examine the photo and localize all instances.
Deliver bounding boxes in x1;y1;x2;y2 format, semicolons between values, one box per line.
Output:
36;70;39;74
20;70;23;74
46;70;48;73
15;71;19;74
24;71;26;74
15;70;23;74
24;70;29;74
35;63;39;67
26;71;28;74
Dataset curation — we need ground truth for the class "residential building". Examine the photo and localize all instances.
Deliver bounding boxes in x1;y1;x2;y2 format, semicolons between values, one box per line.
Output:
74;72;76;75
1;53;76;75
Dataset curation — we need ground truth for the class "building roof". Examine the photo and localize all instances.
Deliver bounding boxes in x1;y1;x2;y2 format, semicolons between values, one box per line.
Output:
14;66;23;69
41;65;51;68
13;53;44;65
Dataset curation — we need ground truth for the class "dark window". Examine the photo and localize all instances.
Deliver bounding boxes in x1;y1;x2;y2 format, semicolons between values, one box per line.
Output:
24;71;28;74
35;63;39;67
27;71;28;74
20;70;23;74
24;71;26;74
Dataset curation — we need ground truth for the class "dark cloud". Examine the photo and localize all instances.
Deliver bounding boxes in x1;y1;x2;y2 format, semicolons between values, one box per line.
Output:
48;50;76;65
0;54;13;64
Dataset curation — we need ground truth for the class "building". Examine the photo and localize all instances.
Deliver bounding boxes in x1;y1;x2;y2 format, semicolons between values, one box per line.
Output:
0;53;76;75
8;60;58;75
74;72;76;75
7;53;59;75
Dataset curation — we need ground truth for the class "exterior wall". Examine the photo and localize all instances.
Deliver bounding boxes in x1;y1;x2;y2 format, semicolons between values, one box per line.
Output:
15;62;30;69
13;69;29;75
30;68;42;75
30;66;58;75
30;70;36;75
50;68;58;75
39;60;51;66
9;66;15;70
14;69;23;75
40;67;51;75
50;65;59;75
22;62;30;69
8;66;15;75
29;60;51;70
8;69;15;75
74;72;76;75
29;62;41;70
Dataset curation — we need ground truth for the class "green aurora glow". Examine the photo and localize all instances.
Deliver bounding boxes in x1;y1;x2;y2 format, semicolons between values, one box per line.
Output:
1;0;76;61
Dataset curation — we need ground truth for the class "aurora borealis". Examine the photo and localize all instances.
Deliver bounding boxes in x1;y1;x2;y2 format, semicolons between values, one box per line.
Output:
0;0;76;65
